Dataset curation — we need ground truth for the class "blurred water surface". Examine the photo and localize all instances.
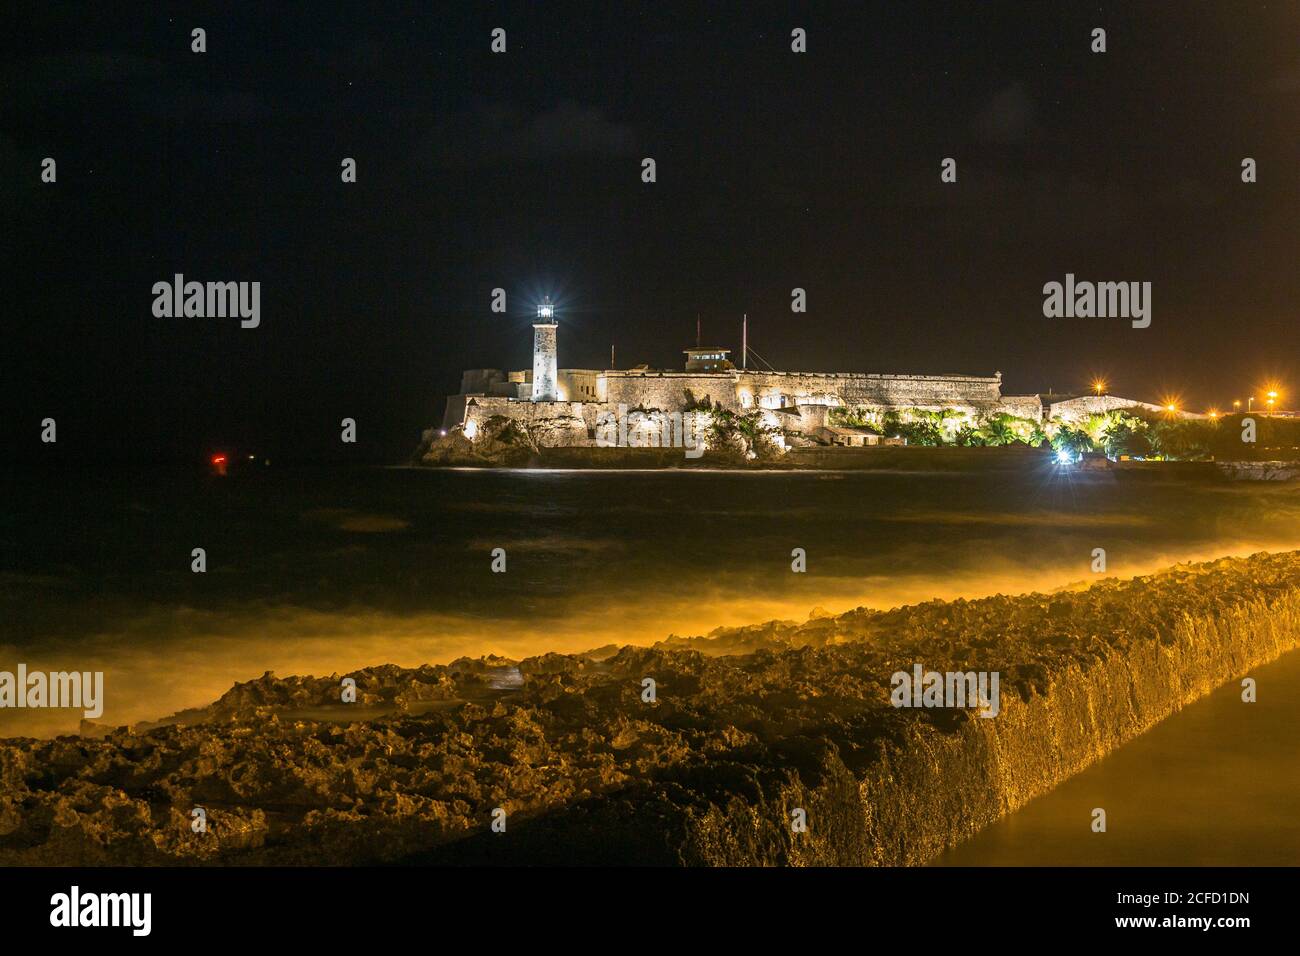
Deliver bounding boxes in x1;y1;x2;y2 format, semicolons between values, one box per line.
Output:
2;462;1299;735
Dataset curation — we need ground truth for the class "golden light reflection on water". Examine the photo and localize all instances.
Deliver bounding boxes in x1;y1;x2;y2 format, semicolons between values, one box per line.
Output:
934;647;1300;865
6;535;1300;737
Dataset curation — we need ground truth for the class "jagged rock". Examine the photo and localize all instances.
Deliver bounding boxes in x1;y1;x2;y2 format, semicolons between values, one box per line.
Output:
416;417;538;466
1217;460;1300;481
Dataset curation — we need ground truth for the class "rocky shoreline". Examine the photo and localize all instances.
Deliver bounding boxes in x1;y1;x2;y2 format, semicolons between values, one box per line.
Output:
415;428;1294;479
3;553;1299;865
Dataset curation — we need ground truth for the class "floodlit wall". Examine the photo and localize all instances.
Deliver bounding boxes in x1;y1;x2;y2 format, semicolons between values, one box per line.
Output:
445;369;1187;447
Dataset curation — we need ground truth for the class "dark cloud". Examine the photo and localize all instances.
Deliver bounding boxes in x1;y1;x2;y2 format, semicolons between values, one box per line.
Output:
3;51;271;126
3;52;165;104
420;100;637;170
972;83;1036;144
1272;64;1300;92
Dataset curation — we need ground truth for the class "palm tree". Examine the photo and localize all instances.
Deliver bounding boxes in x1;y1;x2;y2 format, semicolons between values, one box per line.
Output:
1080;412;1110;444
980;415;1017;446
1052;425;1094;456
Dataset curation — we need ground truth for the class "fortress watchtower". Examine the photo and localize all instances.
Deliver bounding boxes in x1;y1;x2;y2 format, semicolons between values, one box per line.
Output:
683;347;733;372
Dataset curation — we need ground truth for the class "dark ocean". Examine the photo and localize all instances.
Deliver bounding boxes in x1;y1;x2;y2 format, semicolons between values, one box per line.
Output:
3;462;1300;736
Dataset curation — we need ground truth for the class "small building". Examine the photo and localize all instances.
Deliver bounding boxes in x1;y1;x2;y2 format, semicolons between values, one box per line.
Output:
819;425;882;447
683;347;734;372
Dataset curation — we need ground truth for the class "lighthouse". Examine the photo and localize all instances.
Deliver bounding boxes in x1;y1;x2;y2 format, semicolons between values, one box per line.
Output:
531;297;558;402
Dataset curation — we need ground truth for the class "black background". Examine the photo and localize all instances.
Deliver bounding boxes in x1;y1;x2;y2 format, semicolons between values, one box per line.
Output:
4;1;1298;463
0;865;1276;942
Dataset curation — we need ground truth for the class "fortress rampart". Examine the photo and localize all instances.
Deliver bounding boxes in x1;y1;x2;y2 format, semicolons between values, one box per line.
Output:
603;369;1004;413
455;368;1025;453
434;309;1179;452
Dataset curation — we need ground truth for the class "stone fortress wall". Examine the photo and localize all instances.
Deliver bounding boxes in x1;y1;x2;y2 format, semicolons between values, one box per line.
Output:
602;369;1007;414
440;324;1186;449
453;367;1047;449
1044;393;1207;420
461;398;595;447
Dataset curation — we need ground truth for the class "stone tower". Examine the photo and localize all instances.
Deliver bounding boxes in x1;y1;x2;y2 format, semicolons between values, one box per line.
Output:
531;297;558;402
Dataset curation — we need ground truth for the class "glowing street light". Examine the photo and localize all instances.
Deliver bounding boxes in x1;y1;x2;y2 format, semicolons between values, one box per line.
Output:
1092;378;1107;396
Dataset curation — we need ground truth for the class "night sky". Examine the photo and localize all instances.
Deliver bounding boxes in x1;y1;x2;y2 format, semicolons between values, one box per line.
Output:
4;2;1298;463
